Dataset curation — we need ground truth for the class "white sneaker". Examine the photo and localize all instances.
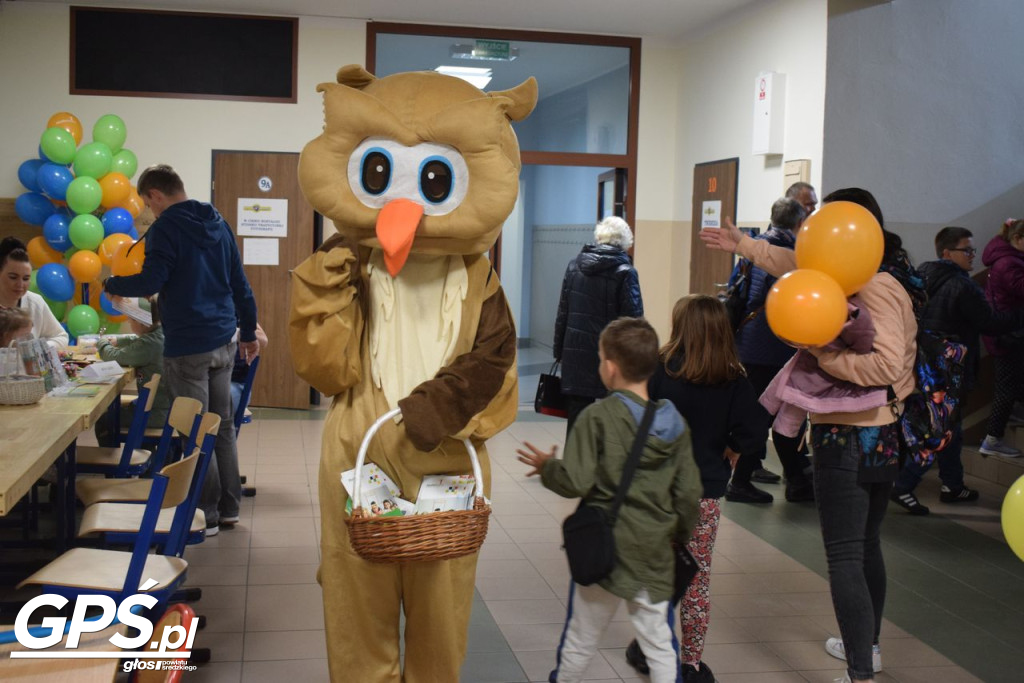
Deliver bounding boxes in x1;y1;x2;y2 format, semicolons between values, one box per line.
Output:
825;637;882;673
980;435;1022;458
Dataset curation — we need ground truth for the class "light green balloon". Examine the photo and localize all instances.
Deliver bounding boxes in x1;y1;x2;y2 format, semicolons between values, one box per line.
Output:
40;126;77;165
29;270;40;295
111;148;138;178
73;141;113;179
69;214;104;250
93;114;127;153
66;304;100;337
43;295;67;321
66;176;102;214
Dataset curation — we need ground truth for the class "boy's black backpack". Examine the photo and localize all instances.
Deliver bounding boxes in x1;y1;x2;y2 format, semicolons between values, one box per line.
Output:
719;259;757;333
898;330;967;467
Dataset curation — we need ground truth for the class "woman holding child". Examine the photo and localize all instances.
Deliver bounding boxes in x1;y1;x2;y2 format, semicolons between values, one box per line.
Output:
0;237;68;347
702;188;918;683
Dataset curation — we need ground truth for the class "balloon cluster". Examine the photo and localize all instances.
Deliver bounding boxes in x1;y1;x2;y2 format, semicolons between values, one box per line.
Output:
15;112;146;338
765;201;884;347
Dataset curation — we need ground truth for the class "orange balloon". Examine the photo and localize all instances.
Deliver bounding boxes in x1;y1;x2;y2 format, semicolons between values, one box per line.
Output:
765;269;848;348
72;280;102;309
47;111;83;146
68;249;103;283
98;172;131;209
104;313;128;324
795;201;884;296
111;240;145;276
98;233;133;266
26;235;63;268
116;186;145;219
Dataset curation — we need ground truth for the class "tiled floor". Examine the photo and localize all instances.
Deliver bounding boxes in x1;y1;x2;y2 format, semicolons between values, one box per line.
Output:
4;348;1023;682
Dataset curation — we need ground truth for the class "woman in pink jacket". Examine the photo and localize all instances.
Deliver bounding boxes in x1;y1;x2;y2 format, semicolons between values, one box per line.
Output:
979;219;1024;457
702;188;918;683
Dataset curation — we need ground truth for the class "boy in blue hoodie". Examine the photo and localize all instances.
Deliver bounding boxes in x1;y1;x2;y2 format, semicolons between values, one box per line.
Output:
518;317;702;683
104;164;259;536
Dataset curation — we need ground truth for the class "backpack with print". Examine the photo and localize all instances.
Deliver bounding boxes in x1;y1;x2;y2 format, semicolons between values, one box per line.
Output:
719;259;757;334
898;329;968;467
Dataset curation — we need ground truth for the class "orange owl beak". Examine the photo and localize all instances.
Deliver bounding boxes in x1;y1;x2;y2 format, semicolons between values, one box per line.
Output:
376;199;423;276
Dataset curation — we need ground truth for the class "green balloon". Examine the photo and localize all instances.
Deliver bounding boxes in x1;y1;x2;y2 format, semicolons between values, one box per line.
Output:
40;126;77;165
111;148;138;178
69;214;104;250
73;141;113;179
29;270;40;295
66;176;102;214
44;295;68;321
66;304;100;337
93;114;127;153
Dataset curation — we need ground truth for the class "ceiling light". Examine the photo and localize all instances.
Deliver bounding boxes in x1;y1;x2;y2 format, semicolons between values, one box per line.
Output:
449;43;518;62
435;65;492;89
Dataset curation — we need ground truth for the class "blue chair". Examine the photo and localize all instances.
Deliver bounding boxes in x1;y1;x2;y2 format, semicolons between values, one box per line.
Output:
76;413;221;553
76;374;161;478
233;355;260;437
17;448;200;607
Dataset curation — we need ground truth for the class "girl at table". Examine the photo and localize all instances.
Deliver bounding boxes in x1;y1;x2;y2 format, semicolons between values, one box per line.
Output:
0;237;68;348
93;297;171;447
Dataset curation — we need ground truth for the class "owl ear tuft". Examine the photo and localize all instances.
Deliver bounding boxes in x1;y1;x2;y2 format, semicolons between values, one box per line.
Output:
336;65;376;90
488;77;538;122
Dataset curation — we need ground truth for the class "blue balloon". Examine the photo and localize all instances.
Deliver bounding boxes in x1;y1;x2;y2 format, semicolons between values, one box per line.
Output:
99;292;119;316
18;159;45;192
128;226;140;240
36;163;74;200
37;145;52;163
43;212;72;252
36;262;75;302
15;192;57;226
101;207;134;236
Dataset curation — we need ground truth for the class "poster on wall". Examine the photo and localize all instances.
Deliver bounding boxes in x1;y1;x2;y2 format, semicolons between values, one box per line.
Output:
237;198;288;237
700;200;722;229
243;238;280;266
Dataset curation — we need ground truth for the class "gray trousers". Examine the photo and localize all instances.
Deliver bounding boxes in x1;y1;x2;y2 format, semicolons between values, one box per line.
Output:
163;342;240;526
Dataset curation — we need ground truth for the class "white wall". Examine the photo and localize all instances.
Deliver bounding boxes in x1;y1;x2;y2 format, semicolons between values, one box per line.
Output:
0;2;365;201
673;0;827;224
823;0;1024;265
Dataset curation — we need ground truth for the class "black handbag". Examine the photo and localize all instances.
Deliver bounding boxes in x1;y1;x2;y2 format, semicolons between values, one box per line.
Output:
534;361;568;418
672;543;699;603
562;401;657;586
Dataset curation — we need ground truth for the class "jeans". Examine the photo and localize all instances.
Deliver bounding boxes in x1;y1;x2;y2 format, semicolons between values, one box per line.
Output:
163;342;240;525
893;422;963;493
813;424;890;681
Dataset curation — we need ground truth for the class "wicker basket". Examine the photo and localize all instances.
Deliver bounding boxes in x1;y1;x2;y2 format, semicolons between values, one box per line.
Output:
0;374;45;405
346;407;490;563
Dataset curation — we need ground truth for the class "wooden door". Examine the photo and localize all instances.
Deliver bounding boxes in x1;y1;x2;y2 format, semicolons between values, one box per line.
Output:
689;158;739;295
211;151;313;410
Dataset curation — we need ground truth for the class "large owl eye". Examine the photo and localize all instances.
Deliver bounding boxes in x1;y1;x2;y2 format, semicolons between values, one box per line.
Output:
419;157;453;204
360;149;392;195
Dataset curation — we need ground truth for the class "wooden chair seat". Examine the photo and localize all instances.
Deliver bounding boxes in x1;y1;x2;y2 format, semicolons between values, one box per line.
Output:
17;547;186;592
75;445;152;468
79;504;205;536
76;477;152;506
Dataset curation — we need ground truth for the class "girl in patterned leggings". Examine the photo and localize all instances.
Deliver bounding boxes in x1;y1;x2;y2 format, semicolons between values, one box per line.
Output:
625;295;765;682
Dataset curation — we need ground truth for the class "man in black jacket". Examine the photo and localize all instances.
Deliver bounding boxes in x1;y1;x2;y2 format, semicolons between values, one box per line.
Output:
890;227;1024;515
553;216;643;435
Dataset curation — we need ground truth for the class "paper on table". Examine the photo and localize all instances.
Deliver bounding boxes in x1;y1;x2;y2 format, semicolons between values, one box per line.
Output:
111;297;152;325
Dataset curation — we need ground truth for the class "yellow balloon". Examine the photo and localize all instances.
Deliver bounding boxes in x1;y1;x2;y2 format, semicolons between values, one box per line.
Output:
26;235;63;268
1002;475;1024;561
765;269;848;347
796;201;884;296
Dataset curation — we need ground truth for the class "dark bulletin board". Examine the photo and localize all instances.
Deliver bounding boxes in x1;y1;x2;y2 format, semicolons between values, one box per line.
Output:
71;7;297;103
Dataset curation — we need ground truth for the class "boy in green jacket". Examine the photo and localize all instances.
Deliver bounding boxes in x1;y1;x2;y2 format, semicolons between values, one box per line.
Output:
93;297;171;446
518;317;702;683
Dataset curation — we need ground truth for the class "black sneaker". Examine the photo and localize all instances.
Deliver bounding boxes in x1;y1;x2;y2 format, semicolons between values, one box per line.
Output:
682;661;716;683
751;467;782;484
889;490;929;516
785;476;815;503
624;639;649;675
939;485;980;503
726;481;774;504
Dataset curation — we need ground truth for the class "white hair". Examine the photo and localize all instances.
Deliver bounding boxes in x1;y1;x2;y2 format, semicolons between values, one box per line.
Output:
594;216;633;250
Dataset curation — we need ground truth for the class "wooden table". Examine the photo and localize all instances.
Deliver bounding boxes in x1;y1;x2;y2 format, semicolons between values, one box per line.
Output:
0;622;126;682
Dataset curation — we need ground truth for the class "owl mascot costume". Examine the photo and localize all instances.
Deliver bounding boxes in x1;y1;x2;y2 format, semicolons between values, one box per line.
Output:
289;65;537;681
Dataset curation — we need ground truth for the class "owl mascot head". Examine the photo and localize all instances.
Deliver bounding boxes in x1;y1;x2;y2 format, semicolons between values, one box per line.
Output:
289;65;536;681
